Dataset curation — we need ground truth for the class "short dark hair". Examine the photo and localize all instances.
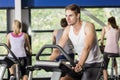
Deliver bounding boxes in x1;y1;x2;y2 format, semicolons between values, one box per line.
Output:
65;4;80;15
60;18;68;28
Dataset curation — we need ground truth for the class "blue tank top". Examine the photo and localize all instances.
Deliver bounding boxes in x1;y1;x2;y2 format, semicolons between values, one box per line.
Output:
56;29;74;54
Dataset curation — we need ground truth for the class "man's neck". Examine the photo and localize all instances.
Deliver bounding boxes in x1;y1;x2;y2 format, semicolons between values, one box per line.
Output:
73;21;82;29
72;21;82;35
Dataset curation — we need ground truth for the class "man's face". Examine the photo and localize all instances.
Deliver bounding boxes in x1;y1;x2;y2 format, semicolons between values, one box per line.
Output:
65;10;78;26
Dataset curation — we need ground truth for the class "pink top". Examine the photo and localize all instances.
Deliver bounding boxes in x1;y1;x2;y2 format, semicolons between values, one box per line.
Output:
8;32;27;57
11;32;23;37
104;27;119;54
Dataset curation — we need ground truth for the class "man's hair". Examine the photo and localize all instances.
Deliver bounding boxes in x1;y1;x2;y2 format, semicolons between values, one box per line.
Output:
60;18;68;28
65;4;80;15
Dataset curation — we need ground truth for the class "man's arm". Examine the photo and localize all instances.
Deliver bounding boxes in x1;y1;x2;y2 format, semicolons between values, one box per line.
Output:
49;30;57;60
52;30;57;45
74;22;96;72
49;27;69;60
58;27;69;48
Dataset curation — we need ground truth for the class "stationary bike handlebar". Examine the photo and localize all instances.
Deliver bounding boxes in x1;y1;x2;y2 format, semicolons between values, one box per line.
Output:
0;43;21;65
36;44;76;67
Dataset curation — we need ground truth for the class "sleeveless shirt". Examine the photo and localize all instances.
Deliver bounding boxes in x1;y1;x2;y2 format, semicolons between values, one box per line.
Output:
56;29;74;54
104;27;119;54
69;22;103;63
8;32;27;58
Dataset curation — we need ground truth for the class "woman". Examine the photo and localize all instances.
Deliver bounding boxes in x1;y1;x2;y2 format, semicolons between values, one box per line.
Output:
6;20;31;80
100;16;120;80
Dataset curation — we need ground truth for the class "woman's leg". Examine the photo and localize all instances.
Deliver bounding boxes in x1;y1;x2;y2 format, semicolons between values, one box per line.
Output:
103;54;110;80
60;75;74;80
23;75;28;80
20;57;28;80
113;58;118;76
9;64;16;75
9;64;16;80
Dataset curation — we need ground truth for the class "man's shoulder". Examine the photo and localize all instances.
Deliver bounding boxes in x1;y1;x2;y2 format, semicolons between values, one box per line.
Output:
84;21;94;28
85;21;93;25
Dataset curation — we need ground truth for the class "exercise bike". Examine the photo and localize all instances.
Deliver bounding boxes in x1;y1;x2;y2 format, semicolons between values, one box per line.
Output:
27;44;104;80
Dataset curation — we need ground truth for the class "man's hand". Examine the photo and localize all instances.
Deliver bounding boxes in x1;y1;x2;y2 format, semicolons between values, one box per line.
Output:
72;63;82;72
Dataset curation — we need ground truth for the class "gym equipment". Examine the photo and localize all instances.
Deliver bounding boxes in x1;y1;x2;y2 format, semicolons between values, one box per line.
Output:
0;56;8;80
27;44;77;80
108;54;120;80
27;44;103;80
27;60;79;80
36;45;75;66
0;43;21;80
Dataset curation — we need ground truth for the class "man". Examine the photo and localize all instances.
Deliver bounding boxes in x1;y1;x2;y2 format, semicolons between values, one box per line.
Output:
50;4;103;80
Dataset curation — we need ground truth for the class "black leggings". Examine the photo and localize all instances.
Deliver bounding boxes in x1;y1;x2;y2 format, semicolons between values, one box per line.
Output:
103;52;119;70
18;57;28;76
9;57;28;76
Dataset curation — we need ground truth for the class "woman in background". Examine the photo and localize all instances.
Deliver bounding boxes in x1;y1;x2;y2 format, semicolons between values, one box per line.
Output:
6;20;31;80
100;16;120;80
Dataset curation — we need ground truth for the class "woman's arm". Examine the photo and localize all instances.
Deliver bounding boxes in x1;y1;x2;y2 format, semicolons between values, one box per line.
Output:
100;27;106;45
24;33;31;54
6;33;11;48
